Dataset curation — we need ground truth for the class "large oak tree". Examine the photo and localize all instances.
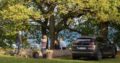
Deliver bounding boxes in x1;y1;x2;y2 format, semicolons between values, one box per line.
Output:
1;0;120;49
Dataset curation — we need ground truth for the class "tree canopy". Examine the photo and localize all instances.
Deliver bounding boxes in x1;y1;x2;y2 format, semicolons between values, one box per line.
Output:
1;0;120;48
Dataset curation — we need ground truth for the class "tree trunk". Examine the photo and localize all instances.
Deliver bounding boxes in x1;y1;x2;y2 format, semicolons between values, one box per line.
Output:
99;22;109;40
16;31;22;55
41;22;47;35
41;25;47;35
49;15;55;49
41;21;48;48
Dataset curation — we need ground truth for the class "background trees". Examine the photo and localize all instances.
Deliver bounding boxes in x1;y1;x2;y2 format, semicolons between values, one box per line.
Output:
32;0;120;48
0;0;120;48
0;0;40;48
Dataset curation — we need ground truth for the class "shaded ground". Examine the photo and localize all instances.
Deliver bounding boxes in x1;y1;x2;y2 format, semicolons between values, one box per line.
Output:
0;54;120;63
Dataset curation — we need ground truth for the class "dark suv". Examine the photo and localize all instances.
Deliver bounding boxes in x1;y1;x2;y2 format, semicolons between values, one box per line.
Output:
72;36;117;60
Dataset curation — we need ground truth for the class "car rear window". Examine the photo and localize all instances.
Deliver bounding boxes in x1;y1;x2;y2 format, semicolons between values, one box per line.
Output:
77;38;92;42
75;38;93;45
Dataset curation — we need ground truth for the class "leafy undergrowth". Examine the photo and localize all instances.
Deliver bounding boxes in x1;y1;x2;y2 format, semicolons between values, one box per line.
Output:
0;55;120;63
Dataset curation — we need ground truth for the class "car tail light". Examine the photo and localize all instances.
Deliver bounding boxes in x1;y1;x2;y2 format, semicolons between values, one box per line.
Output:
73;41;79;45
90;42;95;45
88;42;96;50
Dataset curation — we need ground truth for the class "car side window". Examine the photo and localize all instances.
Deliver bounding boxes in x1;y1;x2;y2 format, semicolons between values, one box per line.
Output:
96;37;107;45
96;37;104;42
109;41;114;45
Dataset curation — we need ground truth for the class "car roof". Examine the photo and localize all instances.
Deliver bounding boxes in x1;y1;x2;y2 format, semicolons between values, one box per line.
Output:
77;36;96;39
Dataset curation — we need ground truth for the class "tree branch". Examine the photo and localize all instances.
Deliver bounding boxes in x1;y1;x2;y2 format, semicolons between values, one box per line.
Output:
66;27;82;34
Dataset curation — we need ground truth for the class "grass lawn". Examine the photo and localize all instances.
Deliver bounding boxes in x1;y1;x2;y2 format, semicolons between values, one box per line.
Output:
0;55;120;63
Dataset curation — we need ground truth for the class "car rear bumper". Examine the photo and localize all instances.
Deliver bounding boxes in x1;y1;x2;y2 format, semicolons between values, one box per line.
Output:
72;51;96;57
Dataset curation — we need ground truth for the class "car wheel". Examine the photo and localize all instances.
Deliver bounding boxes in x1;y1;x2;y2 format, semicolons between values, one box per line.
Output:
111;49;116;58
96;50;102;60
72;54;79;59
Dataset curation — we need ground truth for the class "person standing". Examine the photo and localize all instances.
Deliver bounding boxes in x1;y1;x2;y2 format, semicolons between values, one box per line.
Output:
41;35;48;58
59;38;67;50
54;40;60;49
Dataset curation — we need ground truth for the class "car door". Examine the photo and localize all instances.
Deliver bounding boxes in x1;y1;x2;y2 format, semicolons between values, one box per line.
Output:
101;41;113;55
96;37;113;55
108;41;116;55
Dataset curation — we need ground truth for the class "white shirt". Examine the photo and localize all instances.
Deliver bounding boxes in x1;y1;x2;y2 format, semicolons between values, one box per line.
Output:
60;41;67;49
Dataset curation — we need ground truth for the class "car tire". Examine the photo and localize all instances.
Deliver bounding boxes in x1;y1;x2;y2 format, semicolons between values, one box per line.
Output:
111;49;116;58
72;54;79;59
96;50;102;60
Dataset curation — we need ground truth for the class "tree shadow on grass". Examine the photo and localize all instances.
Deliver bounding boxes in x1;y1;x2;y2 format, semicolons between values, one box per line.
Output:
57;56;97;61
56;56;120;62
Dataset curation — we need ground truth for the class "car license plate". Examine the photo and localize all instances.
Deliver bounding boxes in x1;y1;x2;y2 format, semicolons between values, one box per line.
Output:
77;47;86;50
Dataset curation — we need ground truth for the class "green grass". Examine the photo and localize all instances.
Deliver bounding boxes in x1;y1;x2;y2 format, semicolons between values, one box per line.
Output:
0;55;120;63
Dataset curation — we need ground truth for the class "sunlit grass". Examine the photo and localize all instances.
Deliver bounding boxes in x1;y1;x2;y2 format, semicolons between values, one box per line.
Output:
0;54;120;63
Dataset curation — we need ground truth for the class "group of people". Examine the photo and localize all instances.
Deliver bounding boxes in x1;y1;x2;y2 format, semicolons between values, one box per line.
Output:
54;38;67;50
41;35;67;58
